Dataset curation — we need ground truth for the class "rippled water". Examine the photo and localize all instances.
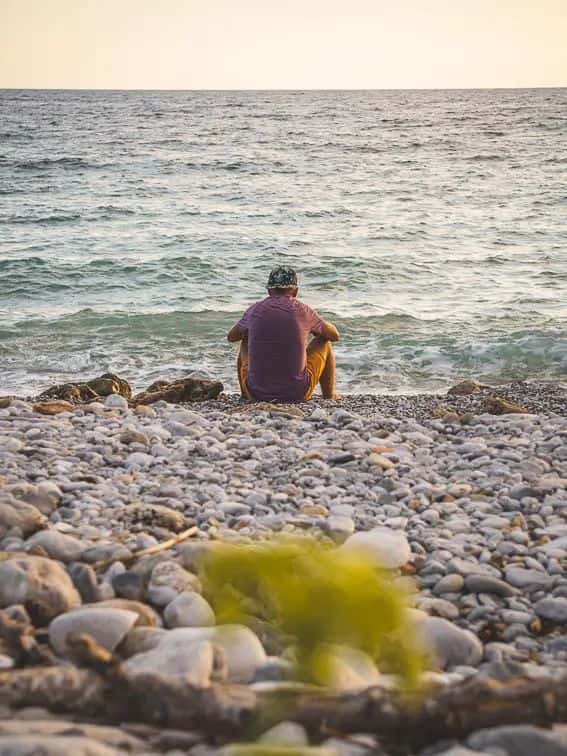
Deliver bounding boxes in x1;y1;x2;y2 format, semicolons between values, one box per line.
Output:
1;88;566;396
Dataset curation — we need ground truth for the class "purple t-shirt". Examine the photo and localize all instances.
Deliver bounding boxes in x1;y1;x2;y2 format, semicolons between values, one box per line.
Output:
236;295;325;402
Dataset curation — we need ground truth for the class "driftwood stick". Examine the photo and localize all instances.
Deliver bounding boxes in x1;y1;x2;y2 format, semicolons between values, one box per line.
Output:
2;636;567;753
93;526;198;570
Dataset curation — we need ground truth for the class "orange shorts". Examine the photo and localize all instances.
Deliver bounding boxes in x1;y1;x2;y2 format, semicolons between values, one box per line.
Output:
239;341;329;401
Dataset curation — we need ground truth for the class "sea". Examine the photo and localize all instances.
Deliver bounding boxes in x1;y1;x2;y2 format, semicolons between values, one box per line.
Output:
1;88;566;397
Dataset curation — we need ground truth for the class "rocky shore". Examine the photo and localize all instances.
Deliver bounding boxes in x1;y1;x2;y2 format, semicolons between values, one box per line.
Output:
0;380;566;755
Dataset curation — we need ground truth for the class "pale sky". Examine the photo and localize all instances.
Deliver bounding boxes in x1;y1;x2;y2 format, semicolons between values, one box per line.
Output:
1;0;566;89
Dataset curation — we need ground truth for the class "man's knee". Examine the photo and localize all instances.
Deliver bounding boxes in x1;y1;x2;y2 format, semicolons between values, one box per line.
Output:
310;335;332;352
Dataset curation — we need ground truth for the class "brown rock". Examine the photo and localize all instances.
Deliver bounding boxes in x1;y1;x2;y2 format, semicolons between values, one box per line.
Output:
0;397;13;409
33;401;75;415
120;503;186;533
0;553;81;625
483;396;528;415
0;494;47;538
447;380;483;396
133;377;223;405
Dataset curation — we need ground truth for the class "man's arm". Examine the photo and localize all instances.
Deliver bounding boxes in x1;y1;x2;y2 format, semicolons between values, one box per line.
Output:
318;320;340;342
227;324;245;343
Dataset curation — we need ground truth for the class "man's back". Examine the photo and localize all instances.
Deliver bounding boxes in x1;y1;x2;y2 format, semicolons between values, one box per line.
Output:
237;295;324;402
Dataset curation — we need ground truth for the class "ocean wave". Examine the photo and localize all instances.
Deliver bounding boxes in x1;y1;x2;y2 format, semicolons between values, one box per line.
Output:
4;213;81;225
13;157;107;171
463;154;504;162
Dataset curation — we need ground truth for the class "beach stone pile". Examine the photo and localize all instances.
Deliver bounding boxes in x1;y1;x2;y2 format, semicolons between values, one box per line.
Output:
0;381;566;755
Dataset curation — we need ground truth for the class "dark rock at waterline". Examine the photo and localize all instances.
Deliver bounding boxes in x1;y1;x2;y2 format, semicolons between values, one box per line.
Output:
36;373;132;403
133;376;224;405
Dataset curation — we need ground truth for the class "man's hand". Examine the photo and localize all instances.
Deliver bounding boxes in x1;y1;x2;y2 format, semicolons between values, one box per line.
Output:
227;325;244;343
319;321;340;342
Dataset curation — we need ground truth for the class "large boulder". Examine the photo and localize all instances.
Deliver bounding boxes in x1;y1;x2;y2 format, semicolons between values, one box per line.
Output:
132;376;223;405
36;373;131;403
0;554;81;624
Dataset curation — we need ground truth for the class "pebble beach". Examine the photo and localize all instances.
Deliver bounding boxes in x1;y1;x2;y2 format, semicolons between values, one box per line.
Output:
1;380;567;754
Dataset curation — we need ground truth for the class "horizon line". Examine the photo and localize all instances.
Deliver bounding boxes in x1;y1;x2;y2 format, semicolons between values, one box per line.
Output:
1;85;566;93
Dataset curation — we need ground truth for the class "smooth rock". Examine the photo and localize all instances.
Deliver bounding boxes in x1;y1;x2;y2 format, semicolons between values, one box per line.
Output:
49;607;137;657
535;597;567;625
124;637;216;686
433;574;464;595
24;531;84;563
419;617;483;669
147;561;200;607
112;571;146;601
164;591;215;628
104;394;129;410
325;645;380;690
505;567;553;590
465;575;517;597
341;527;411;568
258;721;309;747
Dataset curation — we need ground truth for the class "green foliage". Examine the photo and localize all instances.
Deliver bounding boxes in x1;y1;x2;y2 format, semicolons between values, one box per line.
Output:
201;538;423;689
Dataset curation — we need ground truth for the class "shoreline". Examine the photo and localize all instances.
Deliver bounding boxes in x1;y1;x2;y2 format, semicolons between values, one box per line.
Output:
1;378;567;754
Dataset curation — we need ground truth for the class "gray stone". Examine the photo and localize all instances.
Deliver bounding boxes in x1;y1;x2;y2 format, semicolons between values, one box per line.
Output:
24;530;84;562
433;574;464;595
68;563;101;603
464;574;517;597
505;567;553;590
341;527;411;568
104;394;129;410
112;571;145;601
164;591;215;628
419;617;483;669
49;607;138;657
535;597;567;625
468;724;567;756
124;636;216;686
147;560;200;607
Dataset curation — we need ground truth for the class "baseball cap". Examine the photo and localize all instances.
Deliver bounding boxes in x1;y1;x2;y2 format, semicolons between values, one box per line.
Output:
267;266;298;289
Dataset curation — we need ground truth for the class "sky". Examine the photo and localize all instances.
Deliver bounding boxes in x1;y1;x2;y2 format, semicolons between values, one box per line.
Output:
1;0;566;89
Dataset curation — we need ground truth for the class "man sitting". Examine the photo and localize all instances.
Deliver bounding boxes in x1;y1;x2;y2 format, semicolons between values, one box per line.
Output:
227;266;339;402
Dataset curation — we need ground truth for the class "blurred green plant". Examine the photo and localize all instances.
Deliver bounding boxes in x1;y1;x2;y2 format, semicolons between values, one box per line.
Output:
201;538;423;689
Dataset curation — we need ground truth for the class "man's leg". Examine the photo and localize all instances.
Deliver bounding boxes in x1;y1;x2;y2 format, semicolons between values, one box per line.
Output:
237;337;251;399
306;336;337;399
